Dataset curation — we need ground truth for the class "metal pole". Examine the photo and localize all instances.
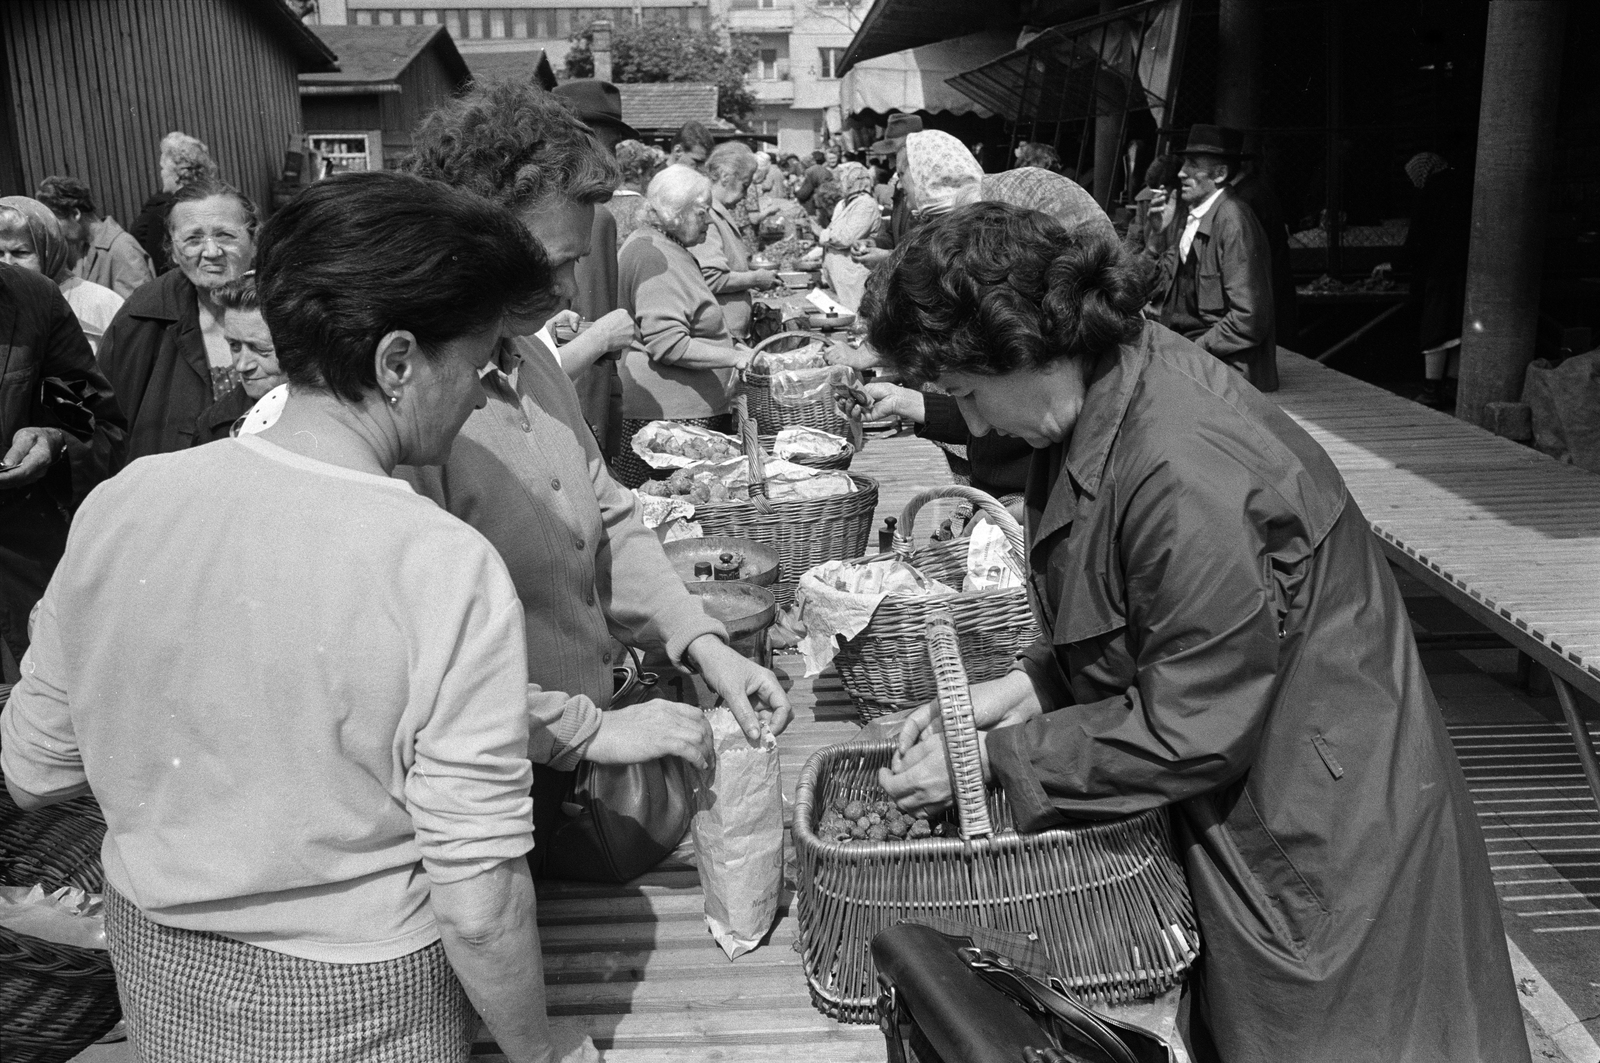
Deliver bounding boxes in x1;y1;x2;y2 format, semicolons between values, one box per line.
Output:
1109;7;1156;208
1323;0;1342;276
1553;676;1600;814
1010;48;1034;164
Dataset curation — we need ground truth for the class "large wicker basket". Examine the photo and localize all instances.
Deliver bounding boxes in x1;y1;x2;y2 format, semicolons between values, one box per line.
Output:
0;784;122;1063
831;485;1038;721
693;401;876;584
793;613;1198;1024
738;331;852;437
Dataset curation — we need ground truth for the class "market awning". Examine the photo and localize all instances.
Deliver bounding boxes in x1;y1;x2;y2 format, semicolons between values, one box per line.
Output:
838;0;1009;76
946;0;1184;128
840;30;1014;118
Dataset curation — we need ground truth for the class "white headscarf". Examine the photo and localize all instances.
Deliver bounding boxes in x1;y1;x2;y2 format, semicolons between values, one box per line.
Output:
901;131;983;217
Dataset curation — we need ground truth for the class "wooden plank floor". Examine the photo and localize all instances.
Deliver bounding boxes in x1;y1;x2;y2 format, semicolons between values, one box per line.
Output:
473;432;957;1060
1271;353;1600;700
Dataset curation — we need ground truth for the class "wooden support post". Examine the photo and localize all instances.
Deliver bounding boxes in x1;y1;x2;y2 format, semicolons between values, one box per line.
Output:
1217;0;1263;132
1092;1;1121;206
1456;1;1567;427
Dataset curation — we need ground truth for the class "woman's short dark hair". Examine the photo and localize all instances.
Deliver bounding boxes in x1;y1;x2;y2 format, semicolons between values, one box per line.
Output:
36;176;97;217
673;120;715;158
253;171;557;404
215;273;259;314
862;202;1144;384
404;79;619;213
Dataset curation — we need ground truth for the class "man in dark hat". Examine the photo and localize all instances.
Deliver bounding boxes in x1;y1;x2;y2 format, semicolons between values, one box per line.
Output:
1155;124;1279;392
853;113;924;268
553;79;641;455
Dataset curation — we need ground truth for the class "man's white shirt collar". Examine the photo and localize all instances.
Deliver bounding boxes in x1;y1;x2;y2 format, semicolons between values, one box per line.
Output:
1179;186;1226;260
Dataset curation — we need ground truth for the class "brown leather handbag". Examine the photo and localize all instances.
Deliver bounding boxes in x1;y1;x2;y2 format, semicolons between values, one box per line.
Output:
538;651;699;884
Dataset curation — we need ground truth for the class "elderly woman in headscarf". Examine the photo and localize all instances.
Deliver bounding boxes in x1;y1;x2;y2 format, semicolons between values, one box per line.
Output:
849;129;983;272
861;168;1110;503
0;196;125;354
807;161;879;311
614;164;753;487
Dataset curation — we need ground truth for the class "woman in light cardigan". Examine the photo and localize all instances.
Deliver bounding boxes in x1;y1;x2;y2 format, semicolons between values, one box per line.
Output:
810;161;879;311
614;165;753;487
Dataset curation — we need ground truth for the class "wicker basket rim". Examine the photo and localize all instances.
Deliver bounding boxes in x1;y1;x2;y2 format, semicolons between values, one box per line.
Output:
692;471;876;515
793;740;1169;853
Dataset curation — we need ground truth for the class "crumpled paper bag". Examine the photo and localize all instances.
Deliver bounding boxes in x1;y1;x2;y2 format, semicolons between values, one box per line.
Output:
692;705;783;960
962;518;1023;593
793;557;957;675
0;884;107;950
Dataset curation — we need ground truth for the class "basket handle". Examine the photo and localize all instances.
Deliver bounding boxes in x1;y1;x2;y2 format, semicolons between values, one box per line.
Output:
894;484;1027;574
925;610;994;839
750;329;834;356
734;393;775;515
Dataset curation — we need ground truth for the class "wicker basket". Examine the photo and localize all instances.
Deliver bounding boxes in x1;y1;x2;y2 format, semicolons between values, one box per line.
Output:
758;434;854;472
738;331;852;437
793;613;1198;1024
831;485;1038;721
692;401;876;584
0;785;122;1063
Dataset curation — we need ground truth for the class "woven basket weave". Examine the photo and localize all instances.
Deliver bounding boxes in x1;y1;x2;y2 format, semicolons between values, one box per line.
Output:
832;485;1038;721
692;399;876;583
738;331;852;437
793;613;1198;1024
758;434;854;472
0;784;122;1063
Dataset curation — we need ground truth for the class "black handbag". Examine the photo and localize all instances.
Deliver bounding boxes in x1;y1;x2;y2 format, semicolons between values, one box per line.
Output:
538;649;700;884
873;922;1175;1063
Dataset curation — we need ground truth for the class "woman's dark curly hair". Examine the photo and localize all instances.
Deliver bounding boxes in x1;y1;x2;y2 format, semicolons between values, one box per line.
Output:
403;79;618;212
861;202;1144;384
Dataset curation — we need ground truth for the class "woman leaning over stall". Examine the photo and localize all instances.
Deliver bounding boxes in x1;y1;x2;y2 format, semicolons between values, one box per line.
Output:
1;171;596;1063
614;164;752;487
870;203;1527;1063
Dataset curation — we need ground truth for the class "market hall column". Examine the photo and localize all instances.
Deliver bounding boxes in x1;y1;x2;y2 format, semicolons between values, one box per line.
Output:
1456;0;1565;427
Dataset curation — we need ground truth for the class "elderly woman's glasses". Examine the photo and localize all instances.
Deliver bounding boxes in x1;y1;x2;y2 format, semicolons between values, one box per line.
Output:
177;229;246;256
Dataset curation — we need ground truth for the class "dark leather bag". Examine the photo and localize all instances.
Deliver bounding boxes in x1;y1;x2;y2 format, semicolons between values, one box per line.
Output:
538;651;699;884
873;922;1175;1063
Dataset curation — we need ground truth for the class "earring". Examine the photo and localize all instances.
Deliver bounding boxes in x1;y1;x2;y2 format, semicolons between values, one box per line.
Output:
387;393;400;408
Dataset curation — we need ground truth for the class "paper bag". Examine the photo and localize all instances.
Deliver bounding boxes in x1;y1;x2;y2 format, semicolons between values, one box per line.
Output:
692;705;783;959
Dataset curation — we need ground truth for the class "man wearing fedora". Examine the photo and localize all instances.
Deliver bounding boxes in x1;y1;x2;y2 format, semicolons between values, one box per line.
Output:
554;79;642;455
852;113;922;269
1155;124;1279;392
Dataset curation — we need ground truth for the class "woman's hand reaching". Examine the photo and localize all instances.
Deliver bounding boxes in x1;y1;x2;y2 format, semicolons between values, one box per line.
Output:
861;381;925;425
878;672;1041;813
584;699;714;770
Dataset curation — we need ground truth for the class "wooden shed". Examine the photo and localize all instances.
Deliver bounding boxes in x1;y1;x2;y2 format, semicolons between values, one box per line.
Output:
0;0;335;226
300;24;470;172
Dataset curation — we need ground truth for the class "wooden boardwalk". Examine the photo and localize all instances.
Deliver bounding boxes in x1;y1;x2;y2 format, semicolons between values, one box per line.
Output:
474;432;958;1061
1271;353;1600;703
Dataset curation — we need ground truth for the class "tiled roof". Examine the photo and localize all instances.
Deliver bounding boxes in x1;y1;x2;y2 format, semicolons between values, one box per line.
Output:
460;48;557;88
617;82;722;131
302;24;469;86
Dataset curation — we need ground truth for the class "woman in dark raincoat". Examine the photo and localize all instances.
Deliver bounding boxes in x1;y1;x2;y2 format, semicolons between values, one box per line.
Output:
870;203;1527;1063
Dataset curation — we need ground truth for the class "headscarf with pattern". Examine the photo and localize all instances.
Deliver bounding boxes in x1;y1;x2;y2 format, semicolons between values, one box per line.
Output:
901;130;983;218
834;161;874;200
981;168;1116;244
0;195;69;282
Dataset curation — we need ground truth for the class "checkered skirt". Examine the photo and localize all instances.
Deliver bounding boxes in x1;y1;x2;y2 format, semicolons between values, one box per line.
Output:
104;888;473;1063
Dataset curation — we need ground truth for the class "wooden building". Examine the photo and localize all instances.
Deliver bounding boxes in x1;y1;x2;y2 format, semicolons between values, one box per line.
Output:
300;24;470;172
0;0;335;226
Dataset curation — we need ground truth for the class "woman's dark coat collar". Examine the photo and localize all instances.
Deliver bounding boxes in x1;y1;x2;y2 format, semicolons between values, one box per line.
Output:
1032;325;1154;545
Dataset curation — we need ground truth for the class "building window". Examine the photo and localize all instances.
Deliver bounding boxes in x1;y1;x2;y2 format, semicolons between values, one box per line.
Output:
818;47;846;79
420;9;438;24
756;48;778;79
444;9;461;36
352;9;371;24
815;0;853;7
511;9;528;37
309;134;372;176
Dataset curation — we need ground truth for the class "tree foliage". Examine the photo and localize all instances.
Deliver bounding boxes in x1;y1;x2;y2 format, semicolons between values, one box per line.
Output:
564;21;759;125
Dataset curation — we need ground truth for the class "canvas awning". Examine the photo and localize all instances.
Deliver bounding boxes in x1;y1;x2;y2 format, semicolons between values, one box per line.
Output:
946;0;1184;128
840;30;1013;117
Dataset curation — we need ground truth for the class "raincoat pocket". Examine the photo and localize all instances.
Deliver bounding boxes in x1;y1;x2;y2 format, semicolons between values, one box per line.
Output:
1196;268;1226;315
1227;787;1330;958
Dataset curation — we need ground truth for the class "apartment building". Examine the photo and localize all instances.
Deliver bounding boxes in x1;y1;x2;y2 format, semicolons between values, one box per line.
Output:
310;0;859;155
313;0;710;70
724;0;860;157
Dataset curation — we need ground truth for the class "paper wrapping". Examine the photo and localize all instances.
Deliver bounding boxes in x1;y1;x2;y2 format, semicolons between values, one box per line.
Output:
0;884;106;950
692;705;783;960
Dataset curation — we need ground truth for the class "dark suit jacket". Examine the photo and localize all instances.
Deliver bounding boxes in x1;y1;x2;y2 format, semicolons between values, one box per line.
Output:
192;385;253;446
98;269;211;460
1157;189;1278;392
